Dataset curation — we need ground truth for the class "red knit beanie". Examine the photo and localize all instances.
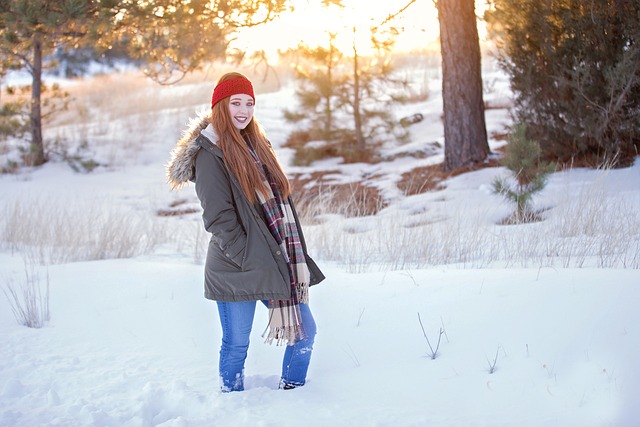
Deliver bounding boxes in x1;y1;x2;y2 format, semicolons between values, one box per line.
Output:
211;77;255;109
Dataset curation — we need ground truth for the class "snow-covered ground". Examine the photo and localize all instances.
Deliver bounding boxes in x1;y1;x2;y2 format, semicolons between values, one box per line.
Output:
1;59;639;427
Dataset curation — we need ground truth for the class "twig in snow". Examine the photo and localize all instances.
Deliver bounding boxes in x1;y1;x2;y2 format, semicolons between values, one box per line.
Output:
402;271;419;287
356;307;365;327
440;316;450;343
342;345;361;367
417;312;444;360
487;346;501;374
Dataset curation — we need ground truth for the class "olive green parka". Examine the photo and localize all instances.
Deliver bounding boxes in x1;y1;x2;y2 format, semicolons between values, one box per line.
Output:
166;115;324;301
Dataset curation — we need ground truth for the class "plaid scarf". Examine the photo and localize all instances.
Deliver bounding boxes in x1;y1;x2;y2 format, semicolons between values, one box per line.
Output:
247;145;310;346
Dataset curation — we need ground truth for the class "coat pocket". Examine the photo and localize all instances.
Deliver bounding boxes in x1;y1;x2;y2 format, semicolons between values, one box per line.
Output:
209;239;244;271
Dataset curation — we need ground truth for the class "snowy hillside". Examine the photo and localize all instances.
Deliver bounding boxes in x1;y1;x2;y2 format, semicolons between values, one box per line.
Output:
1;59;639;427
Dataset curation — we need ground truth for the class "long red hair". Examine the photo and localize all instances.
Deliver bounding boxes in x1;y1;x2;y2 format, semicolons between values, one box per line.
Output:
211;72;291;204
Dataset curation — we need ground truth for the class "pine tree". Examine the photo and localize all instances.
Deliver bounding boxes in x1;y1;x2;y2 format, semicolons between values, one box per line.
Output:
485;0;640;166
0;0;288;167
283;33;345;143
0;0;95;165
338;25;410;160
492;124;554;223
284;20;409;164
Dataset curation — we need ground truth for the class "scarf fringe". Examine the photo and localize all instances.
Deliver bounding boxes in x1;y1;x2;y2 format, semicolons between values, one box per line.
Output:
297;281;309;305
263;324;306;346
263;297;308;346
263;276;309;347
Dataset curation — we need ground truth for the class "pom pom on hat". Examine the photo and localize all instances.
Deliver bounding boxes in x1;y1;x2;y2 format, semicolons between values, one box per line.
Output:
211;77;255;108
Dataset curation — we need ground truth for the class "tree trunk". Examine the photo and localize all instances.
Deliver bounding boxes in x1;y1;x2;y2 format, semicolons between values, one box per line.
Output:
352;27;365;152
324;37;335;140
437;0;490;171
29;32;46;166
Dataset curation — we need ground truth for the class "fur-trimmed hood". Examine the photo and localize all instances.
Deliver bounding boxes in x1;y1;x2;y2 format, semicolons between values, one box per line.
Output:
166;111;217;190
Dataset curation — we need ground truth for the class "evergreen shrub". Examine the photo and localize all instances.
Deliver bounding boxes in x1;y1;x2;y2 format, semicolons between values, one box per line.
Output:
486;0;640;166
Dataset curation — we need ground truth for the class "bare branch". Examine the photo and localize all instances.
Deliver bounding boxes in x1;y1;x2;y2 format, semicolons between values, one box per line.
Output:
0;47;35;75
377;0;418;28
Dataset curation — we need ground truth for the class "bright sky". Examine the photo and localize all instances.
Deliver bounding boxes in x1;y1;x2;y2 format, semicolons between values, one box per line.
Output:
231;0;444;61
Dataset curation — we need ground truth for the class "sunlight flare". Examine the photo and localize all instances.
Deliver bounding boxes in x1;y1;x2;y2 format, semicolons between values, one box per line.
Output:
231;0;442;61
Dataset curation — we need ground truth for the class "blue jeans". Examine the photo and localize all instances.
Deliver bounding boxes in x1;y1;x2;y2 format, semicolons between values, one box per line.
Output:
216;300;316;392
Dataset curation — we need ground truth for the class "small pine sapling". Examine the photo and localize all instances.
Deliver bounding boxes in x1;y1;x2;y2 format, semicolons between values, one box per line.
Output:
492;124;555;224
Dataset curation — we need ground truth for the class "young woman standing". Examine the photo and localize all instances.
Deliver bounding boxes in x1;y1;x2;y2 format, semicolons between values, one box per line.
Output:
167;72;325;392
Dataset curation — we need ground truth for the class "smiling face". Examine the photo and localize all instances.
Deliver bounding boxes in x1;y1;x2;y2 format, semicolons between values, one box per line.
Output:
228;94;255;130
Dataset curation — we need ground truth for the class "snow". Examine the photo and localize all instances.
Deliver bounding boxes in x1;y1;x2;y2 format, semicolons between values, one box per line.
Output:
1;259;638;426
1;59;639;427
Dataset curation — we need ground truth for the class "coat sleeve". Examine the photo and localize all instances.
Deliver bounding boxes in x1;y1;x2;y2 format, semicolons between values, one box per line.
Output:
194;149;247;268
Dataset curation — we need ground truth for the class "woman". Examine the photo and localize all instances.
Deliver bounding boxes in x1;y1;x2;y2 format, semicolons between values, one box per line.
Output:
166;72;325;392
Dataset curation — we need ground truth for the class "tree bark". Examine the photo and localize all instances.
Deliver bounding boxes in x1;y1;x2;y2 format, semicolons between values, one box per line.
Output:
352;27;365;152
29;31;46;166
324;36;336;139
437;0;490;171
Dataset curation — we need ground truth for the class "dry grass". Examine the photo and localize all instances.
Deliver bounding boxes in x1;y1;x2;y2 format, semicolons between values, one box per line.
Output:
1;197;167;265
2;261;50;328
398;158;501;196
157;199;200;217
291;171;387;218
297;169;640;272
